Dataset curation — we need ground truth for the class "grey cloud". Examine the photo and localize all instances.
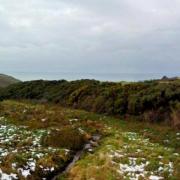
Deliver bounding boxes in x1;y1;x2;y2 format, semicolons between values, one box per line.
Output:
0;0;180;76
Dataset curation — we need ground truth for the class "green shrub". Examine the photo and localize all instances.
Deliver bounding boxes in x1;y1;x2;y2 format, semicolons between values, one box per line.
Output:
0;79;179;125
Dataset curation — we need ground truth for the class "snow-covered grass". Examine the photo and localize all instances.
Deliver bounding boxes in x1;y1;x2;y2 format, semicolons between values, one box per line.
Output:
108;131;178;179
0;100;179;180
0;100;104;179
0;117;72;179
68;126;180;180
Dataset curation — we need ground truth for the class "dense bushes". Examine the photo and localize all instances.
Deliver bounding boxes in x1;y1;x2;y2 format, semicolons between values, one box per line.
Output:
0;79;179;125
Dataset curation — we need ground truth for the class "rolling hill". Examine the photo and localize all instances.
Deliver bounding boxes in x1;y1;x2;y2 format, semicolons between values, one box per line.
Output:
0;74;20;88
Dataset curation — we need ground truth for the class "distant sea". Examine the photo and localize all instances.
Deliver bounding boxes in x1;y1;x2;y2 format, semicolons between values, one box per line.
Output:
2;72;180;82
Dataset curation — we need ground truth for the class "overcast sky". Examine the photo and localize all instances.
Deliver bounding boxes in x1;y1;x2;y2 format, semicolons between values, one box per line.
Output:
0;0;180;76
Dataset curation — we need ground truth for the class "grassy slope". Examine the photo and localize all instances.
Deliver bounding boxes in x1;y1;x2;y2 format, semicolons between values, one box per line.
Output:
0;101;179;179
0;74;20;88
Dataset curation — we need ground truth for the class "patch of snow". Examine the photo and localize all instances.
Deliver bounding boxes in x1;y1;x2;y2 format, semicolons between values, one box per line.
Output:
27;161;36;171
0;168;17;180
69;118;79;123
50;167;54;172
78;128;85;134
163;139;169;143
12;163;17;169
18;168;31;178
173;153;179;156
149;175;163;180
41;118;47;122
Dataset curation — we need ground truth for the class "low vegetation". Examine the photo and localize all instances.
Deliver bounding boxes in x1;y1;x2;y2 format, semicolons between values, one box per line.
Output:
0;100;179;179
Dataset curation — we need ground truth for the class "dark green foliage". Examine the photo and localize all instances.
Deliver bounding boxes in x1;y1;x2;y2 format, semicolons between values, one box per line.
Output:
0;79;179;124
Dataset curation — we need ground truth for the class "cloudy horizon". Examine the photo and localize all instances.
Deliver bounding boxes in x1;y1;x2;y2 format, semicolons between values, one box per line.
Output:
0;0;180;79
